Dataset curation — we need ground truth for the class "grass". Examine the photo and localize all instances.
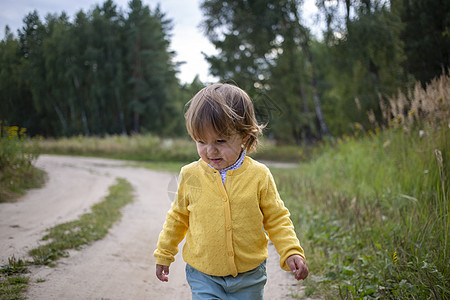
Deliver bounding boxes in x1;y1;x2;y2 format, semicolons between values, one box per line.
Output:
35;134;199;162
2;72;447;300
0;178;134;299
274;73;449;299
34;133;309;164
0;257;29;300
276;127;449;298
0;124;46;202
29;178;134;265
127;161;186;174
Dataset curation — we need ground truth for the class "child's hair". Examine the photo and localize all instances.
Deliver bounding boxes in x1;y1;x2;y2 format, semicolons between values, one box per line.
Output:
185;83;264;153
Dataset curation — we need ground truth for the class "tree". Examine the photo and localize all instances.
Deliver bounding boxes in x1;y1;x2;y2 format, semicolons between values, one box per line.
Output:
88;0;126;135
200;0;330;143
18;11;55;135
316;0;406;134
0;0;183;137
42;12;75;136
125;0;178;134
200;0;280;92
69;10;94;136
394;0;450;84
0;27;34;129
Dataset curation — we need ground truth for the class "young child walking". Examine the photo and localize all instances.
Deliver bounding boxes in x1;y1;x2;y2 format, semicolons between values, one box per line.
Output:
154;83;308;299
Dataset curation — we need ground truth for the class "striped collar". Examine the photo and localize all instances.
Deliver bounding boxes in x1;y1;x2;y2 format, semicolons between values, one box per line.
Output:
208;149;246;184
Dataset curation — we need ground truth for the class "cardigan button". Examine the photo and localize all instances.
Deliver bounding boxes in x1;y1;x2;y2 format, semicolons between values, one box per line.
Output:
228;251;234;257
226;225;232;231
223;198;227;202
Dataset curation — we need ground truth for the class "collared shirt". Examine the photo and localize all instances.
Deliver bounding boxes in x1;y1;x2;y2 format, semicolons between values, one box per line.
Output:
207;149;247;185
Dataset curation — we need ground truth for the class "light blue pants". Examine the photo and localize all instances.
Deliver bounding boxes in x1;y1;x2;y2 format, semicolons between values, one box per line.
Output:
185;261;267;300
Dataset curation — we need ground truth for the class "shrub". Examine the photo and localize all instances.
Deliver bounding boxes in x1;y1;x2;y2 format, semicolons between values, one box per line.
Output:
0;122;44;202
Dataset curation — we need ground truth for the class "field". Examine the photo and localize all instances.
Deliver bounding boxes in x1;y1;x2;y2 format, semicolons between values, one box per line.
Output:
1;73;448;299
274;123;449;298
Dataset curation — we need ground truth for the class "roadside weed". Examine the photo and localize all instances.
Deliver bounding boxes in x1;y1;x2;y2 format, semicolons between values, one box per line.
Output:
0;123;45;202
0;257;29;300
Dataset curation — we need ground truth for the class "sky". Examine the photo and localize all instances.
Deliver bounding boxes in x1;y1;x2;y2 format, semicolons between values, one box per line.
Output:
0;0;321;84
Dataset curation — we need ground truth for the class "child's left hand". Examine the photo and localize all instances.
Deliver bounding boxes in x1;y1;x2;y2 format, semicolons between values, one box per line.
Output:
286;255;309;280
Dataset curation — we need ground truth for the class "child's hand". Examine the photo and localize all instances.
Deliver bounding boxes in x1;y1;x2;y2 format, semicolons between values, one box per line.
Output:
156;264;170;282
286;255;309;280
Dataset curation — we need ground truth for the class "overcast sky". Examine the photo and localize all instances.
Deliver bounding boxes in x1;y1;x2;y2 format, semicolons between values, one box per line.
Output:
0;0;320;84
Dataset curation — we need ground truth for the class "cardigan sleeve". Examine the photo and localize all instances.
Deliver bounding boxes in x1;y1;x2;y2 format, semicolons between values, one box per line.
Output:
153;168;190;266
259;169;305;271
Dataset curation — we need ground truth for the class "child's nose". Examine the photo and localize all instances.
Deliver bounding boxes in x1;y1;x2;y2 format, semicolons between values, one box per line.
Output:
207;144;218;154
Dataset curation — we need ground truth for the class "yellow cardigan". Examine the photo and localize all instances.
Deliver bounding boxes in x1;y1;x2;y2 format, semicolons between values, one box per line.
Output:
154;156;305;277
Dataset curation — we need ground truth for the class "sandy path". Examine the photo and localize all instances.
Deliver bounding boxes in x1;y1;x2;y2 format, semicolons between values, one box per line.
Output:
0;155;304;299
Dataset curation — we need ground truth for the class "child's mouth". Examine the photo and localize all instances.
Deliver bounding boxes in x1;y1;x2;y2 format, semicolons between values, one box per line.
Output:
210;158;223;164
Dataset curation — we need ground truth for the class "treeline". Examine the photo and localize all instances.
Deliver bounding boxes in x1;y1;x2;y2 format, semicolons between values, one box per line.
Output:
0;0;448;142
0;0;196;137
200;0;449;143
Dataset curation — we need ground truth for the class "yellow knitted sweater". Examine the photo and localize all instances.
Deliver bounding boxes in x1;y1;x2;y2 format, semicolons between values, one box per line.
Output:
153;156;305;277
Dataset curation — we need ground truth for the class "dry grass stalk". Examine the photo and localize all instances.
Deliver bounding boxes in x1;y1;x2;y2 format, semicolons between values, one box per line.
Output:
377;71;449;131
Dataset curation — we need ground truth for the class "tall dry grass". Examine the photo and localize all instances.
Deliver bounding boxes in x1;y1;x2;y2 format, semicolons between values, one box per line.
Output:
370;70;449;131
276;72;449;299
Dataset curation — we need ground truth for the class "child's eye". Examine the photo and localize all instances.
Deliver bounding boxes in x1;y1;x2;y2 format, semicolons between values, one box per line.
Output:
217;139;227;143
197;140;205;144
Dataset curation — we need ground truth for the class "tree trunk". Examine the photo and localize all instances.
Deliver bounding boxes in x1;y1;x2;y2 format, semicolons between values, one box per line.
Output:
312;84;330;137
115;87;127;135
345;0;351;29
54;104;67;136
73;75;90;136
133;110;139;133
81;110;90;137
300;40;331;137
291;8;331;138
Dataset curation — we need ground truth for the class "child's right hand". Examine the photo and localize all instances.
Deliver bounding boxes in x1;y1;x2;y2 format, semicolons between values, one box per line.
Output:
286;255;309;280
156;264;170;282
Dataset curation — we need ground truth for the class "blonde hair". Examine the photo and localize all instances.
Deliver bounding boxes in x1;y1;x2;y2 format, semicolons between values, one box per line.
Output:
185;83;264;153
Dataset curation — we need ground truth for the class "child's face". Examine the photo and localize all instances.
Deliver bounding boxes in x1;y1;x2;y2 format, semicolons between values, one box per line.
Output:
196;129;249;170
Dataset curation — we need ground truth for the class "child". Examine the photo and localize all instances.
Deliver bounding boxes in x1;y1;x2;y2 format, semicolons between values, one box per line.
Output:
154;83;308;299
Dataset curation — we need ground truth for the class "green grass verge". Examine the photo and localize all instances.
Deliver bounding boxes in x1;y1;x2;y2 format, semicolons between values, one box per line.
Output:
0;166;47;203
34;134;309;164
276;125;449;299
0;257;29;300
34;134;199;163
29;178;134;265
127;161;186;174
0;178;134;299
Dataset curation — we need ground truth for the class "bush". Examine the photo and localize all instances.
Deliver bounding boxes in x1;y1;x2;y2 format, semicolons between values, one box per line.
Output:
0;123;44;202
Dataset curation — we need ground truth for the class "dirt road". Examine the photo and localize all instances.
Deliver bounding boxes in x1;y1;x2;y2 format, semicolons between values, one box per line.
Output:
0;155;304;299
